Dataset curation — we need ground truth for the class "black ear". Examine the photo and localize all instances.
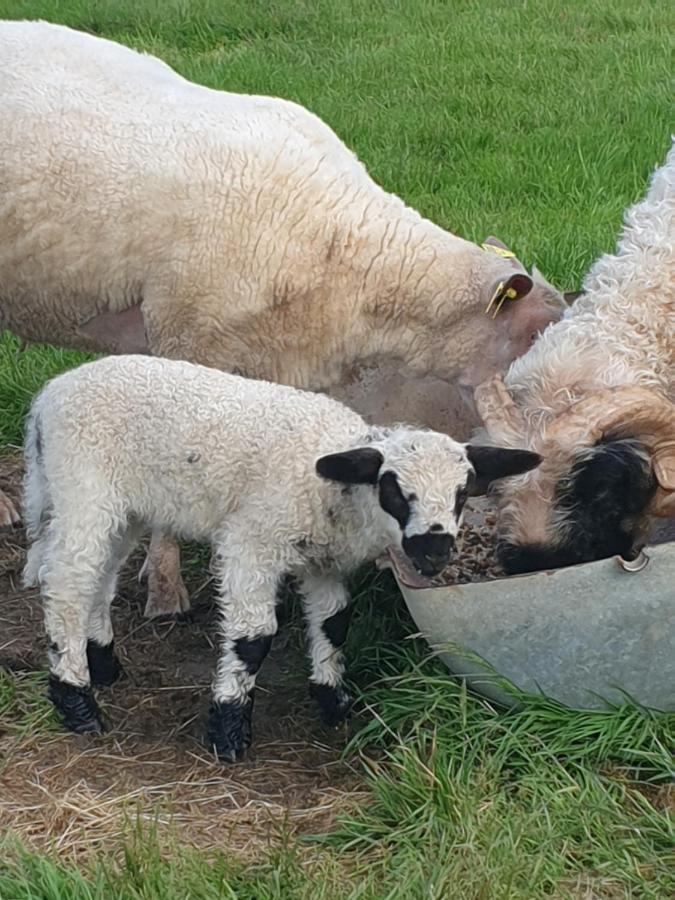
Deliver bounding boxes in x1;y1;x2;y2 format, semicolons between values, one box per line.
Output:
467;445;541;494
315;448;384;485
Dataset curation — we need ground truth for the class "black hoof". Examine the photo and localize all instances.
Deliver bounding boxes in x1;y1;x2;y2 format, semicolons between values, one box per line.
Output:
310;682;352;728
206;698;253;763
48;675;106;734
87;639;123;687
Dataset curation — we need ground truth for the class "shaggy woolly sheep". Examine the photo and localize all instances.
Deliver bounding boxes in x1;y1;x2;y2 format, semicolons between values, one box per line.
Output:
23;356;540;761
474;142;675;573
0;20;564;614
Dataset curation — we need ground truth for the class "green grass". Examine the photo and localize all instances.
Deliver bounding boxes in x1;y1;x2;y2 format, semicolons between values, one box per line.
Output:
0;669;59;745
0;0;673;897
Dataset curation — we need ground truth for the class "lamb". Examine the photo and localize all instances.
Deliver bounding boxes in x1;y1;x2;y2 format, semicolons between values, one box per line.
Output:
0;20;565;615
22;355;540;761
474;141;675;573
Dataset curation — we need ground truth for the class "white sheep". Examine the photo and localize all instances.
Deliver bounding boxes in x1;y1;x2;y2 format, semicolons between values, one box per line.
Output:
474;141;675;573
23;355;539;761
0;20;564;614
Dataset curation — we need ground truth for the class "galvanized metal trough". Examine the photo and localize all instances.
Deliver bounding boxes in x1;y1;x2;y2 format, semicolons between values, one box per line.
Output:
383;514;675;712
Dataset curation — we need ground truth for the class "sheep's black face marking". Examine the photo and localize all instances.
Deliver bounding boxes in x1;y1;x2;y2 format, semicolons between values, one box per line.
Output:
402;532;455;577
234;635;273;675
207;697;254;763
87;639;123;687
378;471;410;528
322;605;352;648
500;439;655;575
47;675;105;735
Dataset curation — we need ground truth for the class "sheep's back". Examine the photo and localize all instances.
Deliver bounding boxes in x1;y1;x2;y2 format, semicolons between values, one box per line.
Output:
31;356;366;538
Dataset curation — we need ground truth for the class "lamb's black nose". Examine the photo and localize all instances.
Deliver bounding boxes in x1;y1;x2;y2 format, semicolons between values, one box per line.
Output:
402;532;454;577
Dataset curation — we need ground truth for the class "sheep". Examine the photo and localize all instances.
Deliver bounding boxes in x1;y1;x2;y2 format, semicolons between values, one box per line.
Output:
0;20;565;615
23;355;540;761
474;141;675;573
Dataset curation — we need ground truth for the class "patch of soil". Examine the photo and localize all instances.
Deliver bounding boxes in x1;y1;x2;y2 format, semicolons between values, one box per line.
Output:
0;454;366;859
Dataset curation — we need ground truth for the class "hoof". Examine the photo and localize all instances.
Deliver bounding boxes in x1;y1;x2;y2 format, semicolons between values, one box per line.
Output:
0;493;21;531
87;640;124;687
310;682;352;728
206;698;253;763
48;675;106;734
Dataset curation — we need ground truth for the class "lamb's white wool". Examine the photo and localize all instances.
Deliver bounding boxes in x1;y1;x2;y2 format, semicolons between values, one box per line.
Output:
1;20;565;614
25;356;540;759
476;142;675;571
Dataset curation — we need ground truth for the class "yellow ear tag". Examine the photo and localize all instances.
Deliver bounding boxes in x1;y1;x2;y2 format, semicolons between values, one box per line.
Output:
486;283;519;318
481;242;517;260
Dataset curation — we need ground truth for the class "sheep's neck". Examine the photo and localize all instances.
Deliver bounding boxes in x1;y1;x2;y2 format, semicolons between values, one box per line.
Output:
286;212;485;390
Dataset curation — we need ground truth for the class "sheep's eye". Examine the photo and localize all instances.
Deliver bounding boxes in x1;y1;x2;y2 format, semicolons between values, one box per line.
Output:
408;492;418;502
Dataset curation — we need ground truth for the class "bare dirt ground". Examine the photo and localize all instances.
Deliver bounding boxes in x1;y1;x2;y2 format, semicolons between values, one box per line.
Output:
0;454;366;860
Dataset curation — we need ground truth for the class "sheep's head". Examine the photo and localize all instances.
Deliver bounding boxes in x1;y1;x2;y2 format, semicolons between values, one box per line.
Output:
316;430;540;576
475;377;675;574
457;261;568;389
374;237;566;388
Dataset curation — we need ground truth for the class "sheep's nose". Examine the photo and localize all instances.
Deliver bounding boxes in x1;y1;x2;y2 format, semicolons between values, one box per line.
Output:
402;533;454;577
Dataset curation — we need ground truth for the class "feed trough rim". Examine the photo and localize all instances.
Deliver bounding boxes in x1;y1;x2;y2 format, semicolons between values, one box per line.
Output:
382;544;660;592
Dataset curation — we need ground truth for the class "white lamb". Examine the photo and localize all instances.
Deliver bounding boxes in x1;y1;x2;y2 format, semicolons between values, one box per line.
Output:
474;141;675;573
0;20;565;617
23;356;539;761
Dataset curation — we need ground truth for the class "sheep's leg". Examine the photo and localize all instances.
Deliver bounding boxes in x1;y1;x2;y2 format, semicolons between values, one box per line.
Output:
207;556;281;762
86;524;142;687
142;530;191;620
0;487;21;531
41;517;122;735
300;574;353;727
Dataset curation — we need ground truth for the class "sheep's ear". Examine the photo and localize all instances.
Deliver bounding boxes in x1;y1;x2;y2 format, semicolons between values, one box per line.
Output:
466;445;541;494
315;448;384;485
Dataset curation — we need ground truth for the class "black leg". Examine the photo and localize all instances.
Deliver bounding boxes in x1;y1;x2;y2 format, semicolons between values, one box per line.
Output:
234;634;273;675
207;633;275;762
206;696;254;763
300;576;353;728
322;604;352;648
48;674;105;734
87;639;124;686
309;681;352;728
